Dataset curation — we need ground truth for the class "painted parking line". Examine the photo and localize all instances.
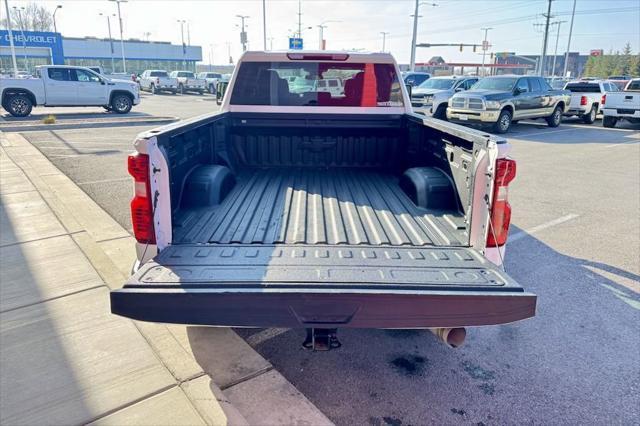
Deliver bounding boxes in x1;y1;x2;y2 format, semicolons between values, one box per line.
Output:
245;328;290;347
510;214;580;243
603;140;640;148
510;128;578;138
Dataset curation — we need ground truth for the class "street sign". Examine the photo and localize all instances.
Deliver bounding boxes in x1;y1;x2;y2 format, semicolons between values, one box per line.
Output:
590;49;603;57
289;37;303;50
482;40;489;51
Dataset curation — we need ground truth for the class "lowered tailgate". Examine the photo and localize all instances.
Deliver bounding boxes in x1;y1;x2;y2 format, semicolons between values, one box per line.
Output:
111;244;536;328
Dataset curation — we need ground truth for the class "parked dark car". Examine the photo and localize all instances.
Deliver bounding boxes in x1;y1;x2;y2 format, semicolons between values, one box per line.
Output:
447;75;571;133
403;71;431;87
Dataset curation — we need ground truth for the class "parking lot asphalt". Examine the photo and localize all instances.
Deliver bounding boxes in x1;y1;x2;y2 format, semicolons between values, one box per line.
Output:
6;98;640;424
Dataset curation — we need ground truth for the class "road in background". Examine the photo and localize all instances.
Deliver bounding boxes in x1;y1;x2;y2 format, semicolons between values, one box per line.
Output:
7;97;640;424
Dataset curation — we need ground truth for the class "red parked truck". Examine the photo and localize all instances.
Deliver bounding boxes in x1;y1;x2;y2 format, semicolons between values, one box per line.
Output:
110;51;536;349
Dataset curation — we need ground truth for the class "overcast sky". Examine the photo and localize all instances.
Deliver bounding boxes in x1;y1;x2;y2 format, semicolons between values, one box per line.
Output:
6;0;640;64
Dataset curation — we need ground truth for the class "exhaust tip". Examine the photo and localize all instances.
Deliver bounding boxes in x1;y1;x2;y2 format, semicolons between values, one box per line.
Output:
430;327;467;348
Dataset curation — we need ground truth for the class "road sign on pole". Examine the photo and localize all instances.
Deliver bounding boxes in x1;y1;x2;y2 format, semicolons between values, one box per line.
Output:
289;37;303;50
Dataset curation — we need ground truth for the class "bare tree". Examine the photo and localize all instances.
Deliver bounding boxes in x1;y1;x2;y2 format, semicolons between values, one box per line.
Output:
1;3;53;32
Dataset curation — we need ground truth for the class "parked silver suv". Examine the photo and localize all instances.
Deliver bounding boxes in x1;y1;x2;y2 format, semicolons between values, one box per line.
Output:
411;76;479;119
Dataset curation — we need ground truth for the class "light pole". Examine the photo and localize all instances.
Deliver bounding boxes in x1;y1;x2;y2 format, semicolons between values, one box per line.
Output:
53;5;62;34
236;15;249;52
177;20;186;68
13;7;28;71
3;0;19;76
550;20;566;77
563;0;577;78
100;13;116;73
262;0;267;50
380;31;389;53
209;44;214;71
109;0;128;73
410;1;437;72
538;0;553;76
480;27;492;77
317;20;339;50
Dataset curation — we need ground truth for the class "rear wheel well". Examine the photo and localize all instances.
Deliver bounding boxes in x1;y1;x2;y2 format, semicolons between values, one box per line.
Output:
2;88;37;107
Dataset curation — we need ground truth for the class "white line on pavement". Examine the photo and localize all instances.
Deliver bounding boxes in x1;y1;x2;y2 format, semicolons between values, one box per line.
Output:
245;328;290;347
511;128;577;138
77;177;131;186
510;214;580;243
603;140;640;148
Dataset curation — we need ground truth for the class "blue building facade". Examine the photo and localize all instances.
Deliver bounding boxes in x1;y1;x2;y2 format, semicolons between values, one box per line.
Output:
0;30;202;74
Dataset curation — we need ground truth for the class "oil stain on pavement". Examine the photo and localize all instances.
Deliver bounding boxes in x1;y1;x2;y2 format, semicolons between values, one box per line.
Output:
389;354;428;376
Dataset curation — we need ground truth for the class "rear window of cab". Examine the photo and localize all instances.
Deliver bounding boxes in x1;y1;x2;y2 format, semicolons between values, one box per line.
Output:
230;61;404;107
564;83;601;93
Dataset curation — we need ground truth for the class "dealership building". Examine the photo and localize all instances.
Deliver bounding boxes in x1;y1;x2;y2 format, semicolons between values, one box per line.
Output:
1;30;202;74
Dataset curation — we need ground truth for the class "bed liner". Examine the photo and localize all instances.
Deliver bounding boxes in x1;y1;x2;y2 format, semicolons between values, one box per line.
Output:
173;168;467;246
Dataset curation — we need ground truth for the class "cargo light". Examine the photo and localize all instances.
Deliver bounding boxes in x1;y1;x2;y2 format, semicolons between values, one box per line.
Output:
580;96;587;106
128;153;156;244
487;158;516;248
286;53;349;61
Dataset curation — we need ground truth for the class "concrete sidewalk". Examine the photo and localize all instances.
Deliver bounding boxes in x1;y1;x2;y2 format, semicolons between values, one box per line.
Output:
0;132;333;426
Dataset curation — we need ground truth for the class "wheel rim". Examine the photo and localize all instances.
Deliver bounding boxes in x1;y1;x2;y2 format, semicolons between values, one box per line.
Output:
11;98;28;115
500;113;511;130
590;108;596;121
553;109;561;124
114;97;129;112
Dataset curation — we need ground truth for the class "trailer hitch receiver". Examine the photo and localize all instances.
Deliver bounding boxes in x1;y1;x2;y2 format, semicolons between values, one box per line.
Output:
302;328;341;351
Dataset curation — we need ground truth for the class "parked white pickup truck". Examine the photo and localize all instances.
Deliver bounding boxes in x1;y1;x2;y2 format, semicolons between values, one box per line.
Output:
1;65;140;117
110;51;536;350
602;78;640;128
139;70;178;95
563;79;618;124
169;71;206;94
197;72;222;94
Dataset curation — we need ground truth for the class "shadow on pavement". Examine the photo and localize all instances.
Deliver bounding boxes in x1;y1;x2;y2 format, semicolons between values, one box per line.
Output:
240;227;639;425
1;111;155;122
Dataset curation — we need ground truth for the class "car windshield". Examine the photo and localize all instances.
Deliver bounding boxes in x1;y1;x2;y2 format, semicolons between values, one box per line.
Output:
230;61;404;107
417;79;455;90
471;77;518;91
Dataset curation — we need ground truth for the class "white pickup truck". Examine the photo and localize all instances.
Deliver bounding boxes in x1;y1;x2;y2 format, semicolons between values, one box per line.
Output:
602;78;640;128
139;70;178;95
169;70;206;94
1;65;140;117
197;72;223;94
110;51;536;350
563;79;618;124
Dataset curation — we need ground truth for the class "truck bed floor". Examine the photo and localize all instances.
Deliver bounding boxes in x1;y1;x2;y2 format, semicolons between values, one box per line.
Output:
174;168;466;246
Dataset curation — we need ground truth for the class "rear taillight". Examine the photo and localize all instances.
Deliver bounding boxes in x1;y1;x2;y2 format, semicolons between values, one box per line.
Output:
487;158;516;248
601;94;606;105
580;96;587;106
128;153;156;244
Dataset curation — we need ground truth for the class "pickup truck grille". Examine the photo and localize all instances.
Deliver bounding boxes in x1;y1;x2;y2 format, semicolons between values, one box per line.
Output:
468;98;484;110
451;97;465;108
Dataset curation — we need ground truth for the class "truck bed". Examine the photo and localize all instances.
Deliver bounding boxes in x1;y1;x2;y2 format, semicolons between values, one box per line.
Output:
173;168;467;247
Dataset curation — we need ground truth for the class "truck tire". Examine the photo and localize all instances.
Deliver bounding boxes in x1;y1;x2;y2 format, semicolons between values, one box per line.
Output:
603;116;617;128
178;84;184;95
111;94;132;114
150;83;156;95
6;94;33;117
546;106;562;127
492;109;512;134
433;104;447;120
582;105;597;124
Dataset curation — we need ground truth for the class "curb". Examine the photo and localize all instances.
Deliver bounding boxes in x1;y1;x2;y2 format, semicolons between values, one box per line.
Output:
1;130;333;426
0;117;178;133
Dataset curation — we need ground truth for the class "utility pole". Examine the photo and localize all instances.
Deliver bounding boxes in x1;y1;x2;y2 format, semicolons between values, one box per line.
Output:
410;1;437;72
109;0;127;73
100;13;116;73
262;0;267;50
177;20;186;67
3;0;19;76
209;44;214;71
13;7;28;71
563;0;577;78
380;31;389;53
551;20;566;77
53;5;62;34
317;20;339;50
187;22;191;46
480;27;492;77
227;42;232;64
538;0;553;76
236;15;249;52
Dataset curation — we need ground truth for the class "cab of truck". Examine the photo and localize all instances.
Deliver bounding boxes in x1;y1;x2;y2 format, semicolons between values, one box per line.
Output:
111;51;535;347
